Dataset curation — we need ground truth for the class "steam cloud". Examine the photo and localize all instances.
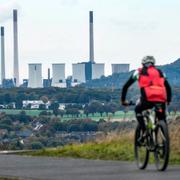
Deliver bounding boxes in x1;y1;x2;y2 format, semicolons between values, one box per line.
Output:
0;0;21;22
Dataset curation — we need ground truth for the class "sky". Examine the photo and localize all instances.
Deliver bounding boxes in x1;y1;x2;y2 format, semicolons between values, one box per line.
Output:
0;0;180;82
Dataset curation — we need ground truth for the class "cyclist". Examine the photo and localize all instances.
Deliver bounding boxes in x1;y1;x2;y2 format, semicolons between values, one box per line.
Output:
121;56;172;135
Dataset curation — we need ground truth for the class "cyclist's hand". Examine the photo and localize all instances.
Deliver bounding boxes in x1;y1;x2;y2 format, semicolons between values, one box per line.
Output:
121;101;129;106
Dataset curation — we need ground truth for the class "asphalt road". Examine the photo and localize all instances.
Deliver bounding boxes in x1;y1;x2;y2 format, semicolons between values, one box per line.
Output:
0;155;179;180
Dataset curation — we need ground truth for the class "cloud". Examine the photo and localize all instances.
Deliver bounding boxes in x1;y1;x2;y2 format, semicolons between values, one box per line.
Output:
59;0;79;7
0;0;21;22
110;18;159;32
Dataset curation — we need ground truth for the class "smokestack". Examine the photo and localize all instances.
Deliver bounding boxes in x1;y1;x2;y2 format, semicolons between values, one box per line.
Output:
13;9;19;86
1;27;5;84
48;68;50;80
89;11;95;63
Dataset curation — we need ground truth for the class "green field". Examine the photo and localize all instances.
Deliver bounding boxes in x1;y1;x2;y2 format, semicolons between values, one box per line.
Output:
1;109;179;122
0;109;44;116
0;109;135;121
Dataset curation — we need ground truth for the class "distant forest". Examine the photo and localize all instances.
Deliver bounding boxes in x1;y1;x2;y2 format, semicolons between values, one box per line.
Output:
0;86;179;111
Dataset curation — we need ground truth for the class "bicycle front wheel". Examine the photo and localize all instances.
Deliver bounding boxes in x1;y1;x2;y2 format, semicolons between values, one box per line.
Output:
134;125;149;169
154;120;170;171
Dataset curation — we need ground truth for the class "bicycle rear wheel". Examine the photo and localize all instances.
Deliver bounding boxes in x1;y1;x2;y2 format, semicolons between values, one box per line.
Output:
154;120;169;171
134;125;149;169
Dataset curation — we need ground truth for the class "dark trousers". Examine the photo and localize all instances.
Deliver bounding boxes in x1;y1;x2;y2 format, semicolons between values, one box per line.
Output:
135;99;166;131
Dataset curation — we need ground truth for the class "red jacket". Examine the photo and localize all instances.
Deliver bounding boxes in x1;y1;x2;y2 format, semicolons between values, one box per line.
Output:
138;66;167;102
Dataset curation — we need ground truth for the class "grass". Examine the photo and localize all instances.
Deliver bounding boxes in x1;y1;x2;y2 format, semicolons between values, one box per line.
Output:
26;121;180;165
0;178;18;180
26;131;135;161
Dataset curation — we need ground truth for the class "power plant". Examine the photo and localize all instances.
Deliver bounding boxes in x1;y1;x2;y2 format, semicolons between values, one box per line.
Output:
0;10;130;88
72;11;105;85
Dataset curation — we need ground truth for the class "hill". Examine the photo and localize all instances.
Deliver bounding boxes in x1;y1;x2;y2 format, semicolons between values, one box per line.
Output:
82;59;180;88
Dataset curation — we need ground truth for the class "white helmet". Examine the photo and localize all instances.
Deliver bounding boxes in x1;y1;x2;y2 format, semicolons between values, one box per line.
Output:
141;56;156;65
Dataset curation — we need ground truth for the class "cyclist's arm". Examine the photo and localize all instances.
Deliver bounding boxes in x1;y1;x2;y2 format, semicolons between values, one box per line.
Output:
121;71;138;102
158;69;172;103
164;79;172;103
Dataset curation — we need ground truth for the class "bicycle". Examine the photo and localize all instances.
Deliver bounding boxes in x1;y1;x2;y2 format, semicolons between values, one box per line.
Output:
128;101;170;171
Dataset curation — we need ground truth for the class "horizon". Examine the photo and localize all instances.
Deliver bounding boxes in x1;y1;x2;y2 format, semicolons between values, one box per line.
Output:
0;0;180;82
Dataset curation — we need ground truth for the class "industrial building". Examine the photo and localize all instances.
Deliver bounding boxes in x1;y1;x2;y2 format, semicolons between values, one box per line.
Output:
43;68;51;88
111;64;130;74
52;64;66;88
28;64;43;88
2;79;15;88
92;63;105;79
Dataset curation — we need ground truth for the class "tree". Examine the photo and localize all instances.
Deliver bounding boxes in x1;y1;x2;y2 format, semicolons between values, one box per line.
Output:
108;102;118;115
31;141;44;149
15;94;24;109
4;93;12;104
66;108;80;117
59;110;65;118
88;100;104;116
39;104;46;110
49;102;59;110
53;109;59;117
84;104;89;117
39;110;52;116
49;102;59;116
88;101;98;116
40;96;49;104
80;121;98;131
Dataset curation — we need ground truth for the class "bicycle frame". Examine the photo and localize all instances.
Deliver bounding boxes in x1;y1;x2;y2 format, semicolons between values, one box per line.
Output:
142;109;157;151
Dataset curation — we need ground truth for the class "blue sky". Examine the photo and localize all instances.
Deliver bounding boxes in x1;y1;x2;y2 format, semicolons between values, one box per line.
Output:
0;0;180;82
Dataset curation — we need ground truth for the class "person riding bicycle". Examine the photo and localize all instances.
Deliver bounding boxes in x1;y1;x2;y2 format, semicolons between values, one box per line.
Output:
121;56;172;134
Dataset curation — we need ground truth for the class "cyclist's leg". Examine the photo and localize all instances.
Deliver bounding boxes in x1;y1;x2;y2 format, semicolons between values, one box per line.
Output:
154;103;166;122
135;99;153;132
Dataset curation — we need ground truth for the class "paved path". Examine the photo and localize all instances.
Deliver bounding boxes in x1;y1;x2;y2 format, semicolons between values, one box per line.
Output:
0;155;179;180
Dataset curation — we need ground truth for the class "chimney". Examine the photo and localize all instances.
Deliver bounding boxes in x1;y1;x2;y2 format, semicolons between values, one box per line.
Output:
89;11;95;63
48;68;50;80
13;9;19;86
0;27;5;84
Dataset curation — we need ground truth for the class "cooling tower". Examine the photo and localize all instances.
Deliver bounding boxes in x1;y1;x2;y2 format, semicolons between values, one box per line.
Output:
92;63;104;79
111;64;130;74
52;64;66;87
28;64;43;88
72;63;86;84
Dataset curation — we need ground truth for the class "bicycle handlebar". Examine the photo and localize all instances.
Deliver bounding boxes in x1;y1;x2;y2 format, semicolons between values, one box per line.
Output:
128;101;135;106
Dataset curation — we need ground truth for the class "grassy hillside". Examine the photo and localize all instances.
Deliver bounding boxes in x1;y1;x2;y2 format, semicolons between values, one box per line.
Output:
26;116;180;164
